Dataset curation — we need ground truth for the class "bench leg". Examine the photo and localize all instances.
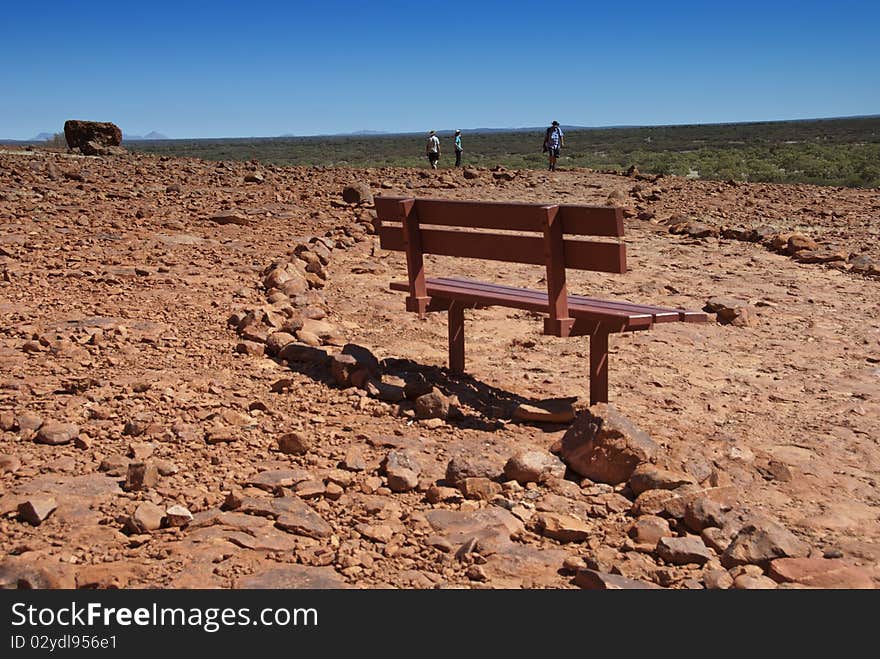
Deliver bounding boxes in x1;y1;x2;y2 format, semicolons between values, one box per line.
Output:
448;300;465;373
589;331;609;405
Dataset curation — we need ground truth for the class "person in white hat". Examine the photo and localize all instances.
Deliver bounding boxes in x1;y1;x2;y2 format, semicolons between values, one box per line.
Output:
453;129;463;167
543;120;564;171
426;130;441;169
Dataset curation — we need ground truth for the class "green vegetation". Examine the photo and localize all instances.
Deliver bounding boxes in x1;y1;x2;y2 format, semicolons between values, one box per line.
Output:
125;116;880;188
45;133;67;148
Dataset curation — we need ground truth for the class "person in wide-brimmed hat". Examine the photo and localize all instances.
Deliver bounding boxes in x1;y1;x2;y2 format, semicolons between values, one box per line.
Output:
543;120;564;171
426;130;441;169
453;129;463;167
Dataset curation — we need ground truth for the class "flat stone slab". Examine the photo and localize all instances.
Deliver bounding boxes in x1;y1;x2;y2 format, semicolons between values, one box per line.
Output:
513;399;576;424
235;565;349;589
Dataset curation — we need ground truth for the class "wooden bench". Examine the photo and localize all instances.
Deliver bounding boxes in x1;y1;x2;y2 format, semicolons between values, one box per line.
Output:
374;196;707;405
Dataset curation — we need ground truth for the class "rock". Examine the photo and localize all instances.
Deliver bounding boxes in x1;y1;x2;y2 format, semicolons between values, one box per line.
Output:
246;468;311;491
704;569;734;589
277;431;312;455
236;565;347;589
786;233;818;254
425;508;524;556
656;536;713;565
556;404;658;484
63;120;122;155
534;512;591;543
459;477;502;501
18;496;57;525
513;399;575;424
265;331;297;355
415;388;451;420
275;499;333;539
849;254;875;274
704;297;757;327
445;454;504;486
98;454;131;476
684;497;729;532
293;479;326;499
733;574;778;589
342;183;373;205
722;519;811;568
342;446;367;472
669;221;718;238
128;442;154;460
244;172;264;183
278;342;331;365
165;505;193;527
426;485;463;504
123;414;153;437
701;527;732;554
767;557;874;589
210;210;251;226
403;374;434;400
356;523;395;543
35;421;79;445
0;454;21;473
130;502;165;532
236;340;265;356
575;569;660;589
364;380;405;402
0;558;76;589
124;462;159;491
341;343;381;377
330;353;360;387
205;427;237;444
0;411;18;431
627;515;673;546
628;464;695;496
792;249;847;264
155;460;179;476
17;412;43;432
381;450;421;492
503;450;566;484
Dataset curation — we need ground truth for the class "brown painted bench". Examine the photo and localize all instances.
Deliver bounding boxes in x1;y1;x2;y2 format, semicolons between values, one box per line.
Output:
374;196;707;404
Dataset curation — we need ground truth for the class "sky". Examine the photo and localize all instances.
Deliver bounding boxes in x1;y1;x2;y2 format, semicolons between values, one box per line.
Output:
1;0;878;139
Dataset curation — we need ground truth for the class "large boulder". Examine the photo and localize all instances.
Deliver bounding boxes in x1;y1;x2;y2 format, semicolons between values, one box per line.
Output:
63;120;124;155
556;404;658;484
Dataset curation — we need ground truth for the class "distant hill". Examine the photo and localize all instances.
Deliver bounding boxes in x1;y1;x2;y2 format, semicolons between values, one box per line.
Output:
123;131;168;141
33;132;54;141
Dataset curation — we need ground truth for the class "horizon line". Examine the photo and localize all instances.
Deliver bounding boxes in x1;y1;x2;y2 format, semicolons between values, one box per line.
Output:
5;112;878;142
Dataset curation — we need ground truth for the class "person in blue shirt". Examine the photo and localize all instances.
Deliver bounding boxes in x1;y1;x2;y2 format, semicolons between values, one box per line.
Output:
454;130;463;167
543;120;564;171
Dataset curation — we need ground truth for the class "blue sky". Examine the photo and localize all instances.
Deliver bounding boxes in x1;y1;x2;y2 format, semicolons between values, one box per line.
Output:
1;0;877;139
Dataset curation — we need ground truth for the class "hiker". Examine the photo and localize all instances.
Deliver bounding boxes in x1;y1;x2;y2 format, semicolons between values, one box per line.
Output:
426;130;441;169
454;129;463;167
543;120;564;171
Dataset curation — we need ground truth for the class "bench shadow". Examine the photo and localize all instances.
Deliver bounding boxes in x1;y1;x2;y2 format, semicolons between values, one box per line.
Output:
278;351;576;433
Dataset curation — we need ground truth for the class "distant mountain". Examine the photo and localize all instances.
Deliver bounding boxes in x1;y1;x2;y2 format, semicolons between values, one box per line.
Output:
123;131;168;140
33;132;54;141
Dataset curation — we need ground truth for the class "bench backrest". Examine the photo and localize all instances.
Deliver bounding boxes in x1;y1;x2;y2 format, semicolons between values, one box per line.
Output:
374;196;626;335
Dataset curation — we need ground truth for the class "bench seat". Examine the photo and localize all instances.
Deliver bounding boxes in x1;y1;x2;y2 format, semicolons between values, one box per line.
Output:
390;277;707;334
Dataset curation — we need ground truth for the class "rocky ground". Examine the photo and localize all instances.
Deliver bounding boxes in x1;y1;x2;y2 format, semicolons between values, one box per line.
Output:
0;147;878;589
